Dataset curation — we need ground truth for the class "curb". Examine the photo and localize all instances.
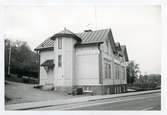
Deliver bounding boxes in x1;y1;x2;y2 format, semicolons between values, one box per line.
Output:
5;89;160;110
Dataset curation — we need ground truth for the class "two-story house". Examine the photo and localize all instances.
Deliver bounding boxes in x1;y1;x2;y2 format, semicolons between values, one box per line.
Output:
35;28;129;95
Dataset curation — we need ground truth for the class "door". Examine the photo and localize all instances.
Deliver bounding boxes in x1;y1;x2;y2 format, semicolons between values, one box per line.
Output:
47;68;54;84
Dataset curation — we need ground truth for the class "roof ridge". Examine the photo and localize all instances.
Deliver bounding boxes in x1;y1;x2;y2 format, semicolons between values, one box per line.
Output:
64;28;81;39
75;28;111;34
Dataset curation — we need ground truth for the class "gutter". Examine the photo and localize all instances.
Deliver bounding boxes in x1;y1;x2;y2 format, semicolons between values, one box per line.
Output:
98;44;104;95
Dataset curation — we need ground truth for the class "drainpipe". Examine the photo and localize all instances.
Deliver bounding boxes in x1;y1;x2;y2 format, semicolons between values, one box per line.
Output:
98;44;104;95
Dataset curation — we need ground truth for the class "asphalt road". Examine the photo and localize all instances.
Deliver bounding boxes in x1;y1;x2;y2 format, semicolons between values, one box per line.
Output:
32;92;160;111
71;93;161;110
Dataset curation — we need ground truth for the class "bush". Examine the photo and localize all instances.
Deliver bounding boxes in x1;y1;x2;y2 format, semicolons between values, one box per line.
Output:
72;88;83;95
128;83;159;91
76;88;83;95
22;76;29;83
5;74;23;83
34;85;43;89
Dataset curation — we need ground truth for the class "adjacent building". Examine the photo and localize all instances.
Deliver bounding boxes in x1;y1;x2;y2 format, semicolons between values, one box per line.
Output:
35;28;129;95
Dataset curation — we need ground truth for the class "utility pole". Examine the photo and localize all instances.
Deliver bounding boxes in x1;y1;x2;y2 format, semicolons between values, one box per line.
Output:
8;40;11;76
36;50;40;84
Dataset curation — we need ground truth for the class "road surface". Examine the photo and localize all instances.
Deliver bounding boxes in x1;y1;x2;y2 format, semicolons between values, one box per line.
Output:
32;92;160;110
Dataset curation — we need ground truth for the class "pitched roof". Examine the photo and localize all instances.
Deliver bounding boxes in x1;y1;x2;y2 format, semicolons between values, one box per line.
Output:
35;28;113;51
76;29;110;44
121;45;129;62
50;28;82;41
55;28;74;34
41;59;54;67
35;37;54;50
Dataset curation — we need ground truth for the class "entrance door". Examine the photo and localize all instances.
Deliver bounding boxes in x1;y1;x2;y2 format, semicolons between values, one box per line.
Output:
47;68;54;84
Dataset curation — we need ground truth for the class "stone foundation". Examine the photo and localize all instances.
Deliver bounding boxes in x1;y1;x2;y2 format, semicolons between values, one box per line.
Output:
52;84;127;95
103;84;127;94
54;86;73;94
73;84;127;95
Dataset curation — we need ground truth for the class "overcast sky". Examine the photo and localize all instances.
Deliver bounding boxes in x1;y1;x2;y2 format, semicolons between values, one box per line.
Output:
4;5;161;75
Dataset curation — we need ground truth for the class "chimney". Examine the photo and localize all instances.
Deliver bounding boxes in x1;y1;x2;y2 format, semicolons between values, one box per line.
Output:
84;29;93;32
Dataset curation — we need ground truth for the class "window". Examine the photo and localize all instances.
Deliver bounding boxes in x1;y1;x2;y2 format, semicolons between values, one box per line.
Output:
109;64;111;78
121;66;123;80
117;64;120;79
58;55;62;67
115;64;117;79
88;86;91;91
123;67;125;80
115;64;119;79
84;86;91;91
106;41;109;54
105;63;107;78
58;37;62;49
105;63;111;79
106;42;108;53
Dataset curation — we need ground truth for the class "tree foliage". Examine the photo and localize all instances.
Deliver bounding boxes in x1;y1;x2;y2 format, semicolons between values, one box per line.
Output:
5;39;39;78
126;60;140;84
136;74;161;85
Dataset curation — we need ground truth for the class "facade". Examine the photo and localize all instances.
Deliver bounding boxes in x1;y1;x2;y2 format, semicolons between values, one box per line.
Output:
35;28;129;95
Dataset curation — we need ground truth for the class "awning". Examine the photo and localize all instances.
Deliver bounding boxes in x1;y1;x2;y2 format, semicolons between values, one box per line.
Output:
41;59;54;67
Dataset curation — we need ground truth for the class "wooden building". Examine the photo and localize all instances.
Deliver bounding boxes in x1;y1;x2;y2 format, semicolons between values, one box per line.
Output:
35;28;129;95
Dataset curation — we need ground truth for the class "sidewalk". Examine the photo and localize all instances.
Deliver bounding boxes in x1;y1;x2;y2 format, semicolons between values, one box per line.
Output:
5;89;160;110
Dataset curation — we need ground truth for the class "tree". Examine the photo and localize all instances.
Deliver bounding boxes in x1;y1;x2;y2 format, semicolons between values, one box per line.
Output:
5;39;10;76
5;39;39;78
126;60;140;84
132;74;161;90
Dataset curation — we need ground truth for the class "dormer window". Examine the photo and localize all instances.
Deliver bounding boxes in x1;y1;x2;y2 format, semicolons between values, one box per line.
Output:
58;37;62;49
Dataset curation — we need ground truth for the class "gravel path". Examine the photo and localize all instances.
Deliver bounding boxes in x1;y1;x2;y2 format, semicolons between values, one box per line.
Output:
5;81;84;105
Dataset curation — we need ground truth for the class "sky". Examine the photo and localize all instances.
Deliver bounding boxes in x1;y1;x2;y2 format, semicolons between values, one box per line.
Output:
4;5;161;75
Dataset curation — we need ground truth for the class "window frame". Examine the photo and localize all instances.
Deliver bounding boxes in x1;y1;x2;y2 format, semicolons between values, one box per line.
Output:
109;64;111;78
58;37;62;49
117;65;119;79
104;63;111;79
106;40;110;54
58;55;62;67
105;63;107;78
